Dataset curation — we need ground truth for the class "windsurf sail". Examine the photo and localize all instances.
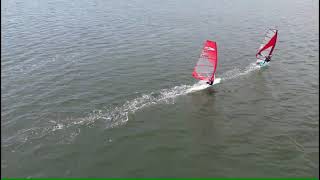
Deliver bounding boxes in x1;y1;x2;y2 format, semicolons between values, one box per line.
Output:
192;40;218;82
256;28;278;60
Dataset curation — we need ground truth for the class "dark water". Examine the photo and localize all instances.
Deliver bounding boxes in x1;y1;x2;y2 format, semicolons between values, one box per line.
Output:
1;0;319;177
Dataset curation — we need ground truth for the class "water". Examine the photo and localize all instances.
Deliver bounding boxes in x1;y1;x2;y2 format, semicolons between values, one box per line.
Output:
1;0;319;177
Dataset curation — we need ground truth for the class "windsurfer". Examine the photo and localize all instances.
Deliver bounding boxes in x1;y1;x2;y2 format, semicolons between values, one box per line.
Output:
256;28;278;66
192;40;218;84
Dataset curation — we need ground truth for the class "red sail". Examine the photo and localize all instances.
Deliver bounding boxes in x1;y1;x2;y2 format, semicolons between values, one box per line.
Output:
256;29;278;60
192;40;218;82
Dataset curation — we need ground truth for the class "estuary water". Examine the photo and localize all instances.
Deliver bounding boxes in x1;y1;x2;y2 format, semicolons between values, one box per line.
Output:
1;0;319;177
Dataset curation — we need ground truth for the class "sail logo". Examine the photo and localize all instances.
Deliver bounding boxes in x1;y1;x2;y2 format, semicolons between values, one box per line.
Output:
205;47;215;51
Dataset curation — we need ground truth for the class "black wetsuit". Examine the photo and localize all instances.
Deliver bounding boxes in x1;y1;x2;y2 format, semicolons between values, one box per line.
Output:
265;56;271;62
207;81;213;85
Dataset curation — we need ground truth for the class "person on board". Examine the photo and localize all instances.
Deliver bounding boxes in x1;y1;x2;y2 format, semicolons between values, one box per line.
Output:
207;80;213;85
264;55;271;62
207;75;214;85
256;53;272;65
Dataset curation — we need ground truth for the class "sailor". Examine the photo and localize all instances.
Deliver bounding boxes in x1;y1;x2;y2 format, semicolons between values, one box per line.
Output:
206;81;213;85
264;55;271;62
207;75;215;85
206;77;214;85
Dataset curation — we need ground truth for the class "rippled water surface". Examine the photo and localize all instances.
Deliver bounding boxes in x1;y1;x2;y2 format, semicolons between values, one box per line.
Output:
1;0;319;177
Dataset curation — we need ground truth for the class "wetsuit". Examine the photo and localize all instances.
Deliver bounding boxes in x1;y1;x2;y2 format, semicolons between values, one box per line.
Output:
265;56;271;62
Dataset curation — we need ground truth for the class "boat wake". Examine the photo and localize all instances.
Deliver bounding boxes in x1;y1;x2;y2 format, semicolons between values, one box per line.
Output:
69;63;260;129
221;62;261;80
3;63;261;146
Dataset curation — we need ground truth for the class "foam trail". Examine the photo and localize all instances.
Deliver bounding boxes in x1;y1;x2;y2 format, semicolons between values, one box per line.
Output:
82;63;261;128
80;63;260;129
186;78;221;93
222;63;260;80
3;63;262;146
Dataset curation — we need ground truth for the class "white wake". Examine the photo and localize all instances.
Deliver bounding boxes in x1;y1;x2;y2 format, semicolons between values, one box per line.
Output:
81;63;261;128
4;63;261;146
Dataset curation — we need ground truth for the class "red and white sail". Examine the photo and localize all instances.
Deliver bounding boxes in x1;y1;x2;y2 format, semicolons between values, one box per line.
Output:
256;28;278;60
192;40;218;82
